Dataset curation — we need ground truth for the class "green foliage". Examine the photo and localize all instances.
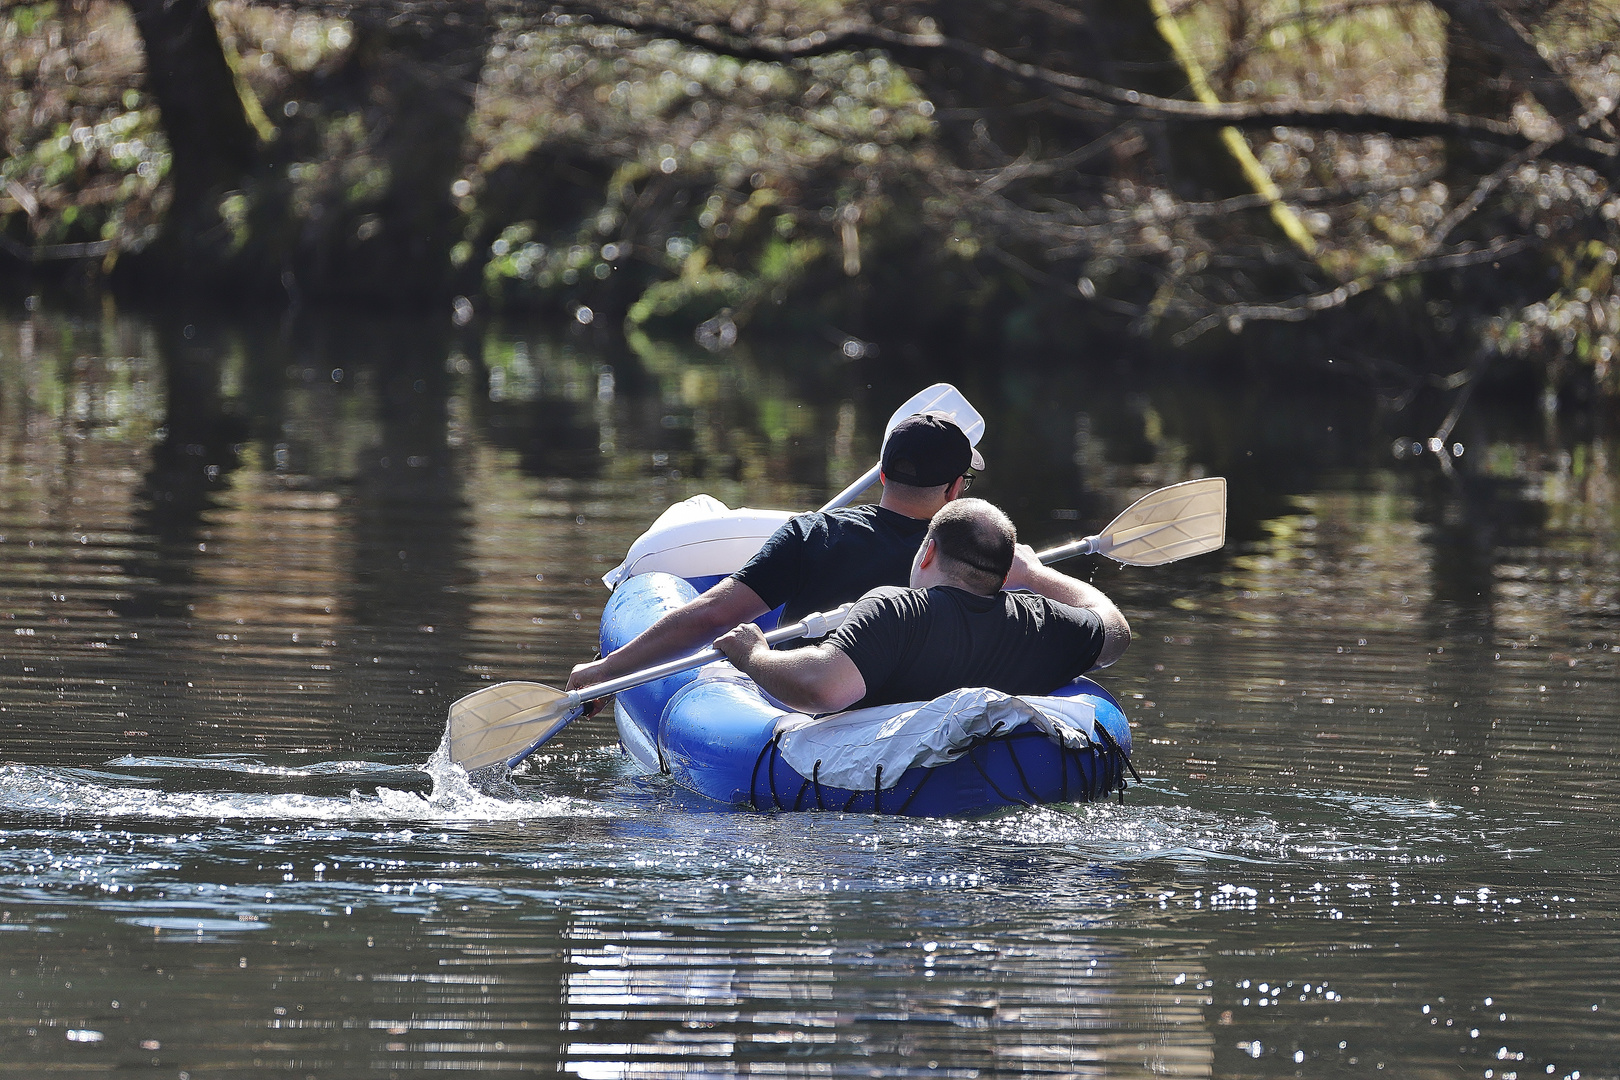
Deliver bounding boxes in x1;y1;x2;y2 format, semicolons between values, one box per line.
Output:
2;3;168;256
457;21;936;331
7;0;1620;403
1486;227;1620;396
626;249;747;327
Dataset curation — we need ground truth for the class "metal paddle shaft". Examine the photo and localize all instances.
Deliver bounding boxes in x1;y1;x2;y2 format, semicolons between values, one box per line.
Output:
1036;477;1226;567
820;383;986;512
446;603;855;773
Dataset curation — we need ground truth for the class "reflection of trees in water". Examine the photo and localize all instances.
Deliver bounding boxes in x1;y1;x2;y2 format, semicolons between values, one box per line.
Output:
242;313;478;754
0;306;494;754
0;313;165;738
0;301;1611;763
469;324;868;502
135;317;249;576
554;910;1213;1076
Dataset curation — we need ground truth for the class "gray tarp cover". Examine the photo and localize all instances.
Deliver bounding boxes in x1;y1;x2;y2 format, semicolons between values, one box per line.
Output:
771;687;1105;792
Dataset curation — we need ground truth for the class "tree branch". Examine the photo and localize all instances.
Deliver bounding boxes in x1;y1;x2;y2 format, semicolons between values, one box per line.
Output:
253;0;1620;174
573;4;1620;175
1170;234;1535;345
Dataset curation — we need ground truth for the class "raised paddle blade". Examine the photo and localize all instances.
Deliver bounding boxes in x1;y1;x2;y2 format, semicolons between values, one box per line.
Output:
447;681;575;772
880;383;986;448
1091;476;1227;566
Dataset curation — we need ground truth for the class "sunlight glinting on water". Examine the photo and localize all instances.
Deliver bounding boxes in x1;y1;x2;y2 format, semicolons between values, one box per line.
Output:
0;308;1617;1077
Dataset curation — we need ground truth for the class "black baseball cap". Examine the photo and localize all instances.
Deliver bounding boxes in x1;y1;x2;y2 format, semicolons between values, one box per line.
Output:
880;411;985;487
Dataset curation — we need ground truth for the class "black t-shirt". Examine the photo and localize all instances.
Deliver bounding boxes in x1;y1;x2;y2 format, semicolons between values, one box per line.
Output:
826;585;1106;709
730;505;929;627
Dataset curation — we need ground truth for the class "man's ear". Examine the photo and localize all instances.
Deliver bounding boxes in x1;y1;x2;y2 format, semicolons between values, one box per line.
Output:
917;537;937;568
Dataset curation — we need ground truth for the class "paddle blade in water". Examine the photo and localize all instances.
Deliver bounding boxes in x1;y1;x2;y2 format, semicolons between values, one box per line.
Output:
447;681;574;772
1093;476;1227;566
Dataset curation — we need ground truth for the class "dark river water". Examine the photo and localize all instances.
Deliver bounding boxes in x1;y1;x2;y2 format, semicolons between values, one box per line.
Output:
0;300;1615;1078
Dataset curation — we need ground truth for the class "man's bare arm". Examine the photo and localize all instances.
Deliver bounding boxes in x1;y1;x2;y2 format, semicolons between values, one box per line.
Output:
714;623;867;714
567;578;769;691
1003;544;1131;668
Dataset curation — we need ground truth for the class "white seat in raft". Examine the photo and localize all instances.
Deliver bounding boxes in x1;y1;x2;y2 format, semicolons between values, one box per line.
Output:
601;494;797;589
770;687;1112;792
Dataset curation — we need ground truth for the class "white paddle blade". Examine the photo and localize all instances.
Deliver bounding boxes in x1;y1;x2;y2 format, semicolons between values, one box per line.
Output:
1093;477;1227;566
883;383;986;446
447;681;573;772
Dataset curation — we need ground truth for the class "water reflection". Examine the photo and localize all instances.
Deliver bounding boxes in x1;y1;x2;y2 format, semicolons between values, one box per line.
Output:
0;299;1616;1078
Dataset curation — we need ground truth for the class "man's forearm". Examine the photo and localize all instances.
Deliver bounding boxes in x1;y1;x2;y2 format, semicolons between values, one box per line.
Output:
591;605;728;682
580;581;767;687
1019;564;1105;609
729;644;866;715
733;650;825;713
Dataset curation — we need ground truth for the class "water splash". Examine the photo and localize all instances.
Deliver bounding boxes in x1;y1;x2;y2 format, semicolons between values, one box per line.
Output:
105;755;399;778
0;757;599;824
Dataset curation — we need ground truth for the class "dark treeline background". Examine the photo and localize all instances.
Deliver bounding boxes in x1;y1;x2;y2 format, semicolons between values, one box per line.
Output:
4;0;1620;423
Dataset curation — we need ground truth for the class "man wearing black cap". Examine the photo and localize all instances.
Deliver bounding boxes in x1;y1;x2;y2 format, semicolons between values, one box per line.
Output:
567;411;983;693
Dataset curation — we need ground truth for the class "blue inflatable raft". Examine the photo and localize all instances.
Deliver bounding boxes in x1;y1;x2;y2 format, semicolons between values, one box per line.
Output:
600;571;1136;817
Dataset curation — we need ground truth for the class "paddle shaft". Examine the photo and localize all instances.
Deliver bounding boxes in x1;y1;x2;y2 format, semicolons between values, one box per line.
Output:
562;602;854;710
820;464;880;513
584;524;1145;711
583;481;1208;705
449;468;1218;774
590;484;1208;716
597;535;1109;711
1035;536;1100;564
557;479;1216;715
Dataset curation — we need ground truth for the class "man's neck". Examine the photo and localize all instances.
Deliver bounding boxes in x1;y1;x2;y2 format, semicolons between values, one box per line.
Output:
876;488;946;521
914;573;998;598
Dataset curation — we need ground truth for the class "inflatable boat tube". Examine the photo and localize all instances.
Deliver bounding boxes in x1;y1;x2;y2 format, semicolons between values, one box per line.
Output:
601;495;797;592
601;571;1134;817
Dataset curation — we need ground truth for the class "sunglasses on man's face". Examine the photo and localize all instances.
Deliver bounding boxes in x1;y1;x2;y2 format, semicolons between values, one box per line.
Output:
960;472;975;491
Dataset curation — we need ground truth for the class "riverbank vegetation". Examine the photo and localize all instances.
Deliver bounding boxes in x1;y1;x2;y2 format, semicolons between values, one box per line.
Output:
5;0;1620;410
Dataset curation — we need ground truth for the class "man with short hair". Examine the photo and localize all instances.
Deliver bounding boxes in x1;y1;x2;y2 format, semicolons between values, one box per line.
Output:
713;499;1130;714
567;411;984;692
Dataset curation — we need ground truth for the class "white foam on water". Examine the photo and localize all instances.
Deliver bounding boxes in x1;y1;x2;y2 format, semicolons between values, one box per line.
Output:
105;755;398;778
0;756;601;825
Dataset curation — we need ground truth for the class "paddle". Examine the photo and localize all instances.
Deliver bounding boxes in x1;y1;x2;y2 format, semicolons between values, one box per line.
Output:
443;603;856;774
441;475;1226;776
1035;476;1227;567
819;383;986;512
